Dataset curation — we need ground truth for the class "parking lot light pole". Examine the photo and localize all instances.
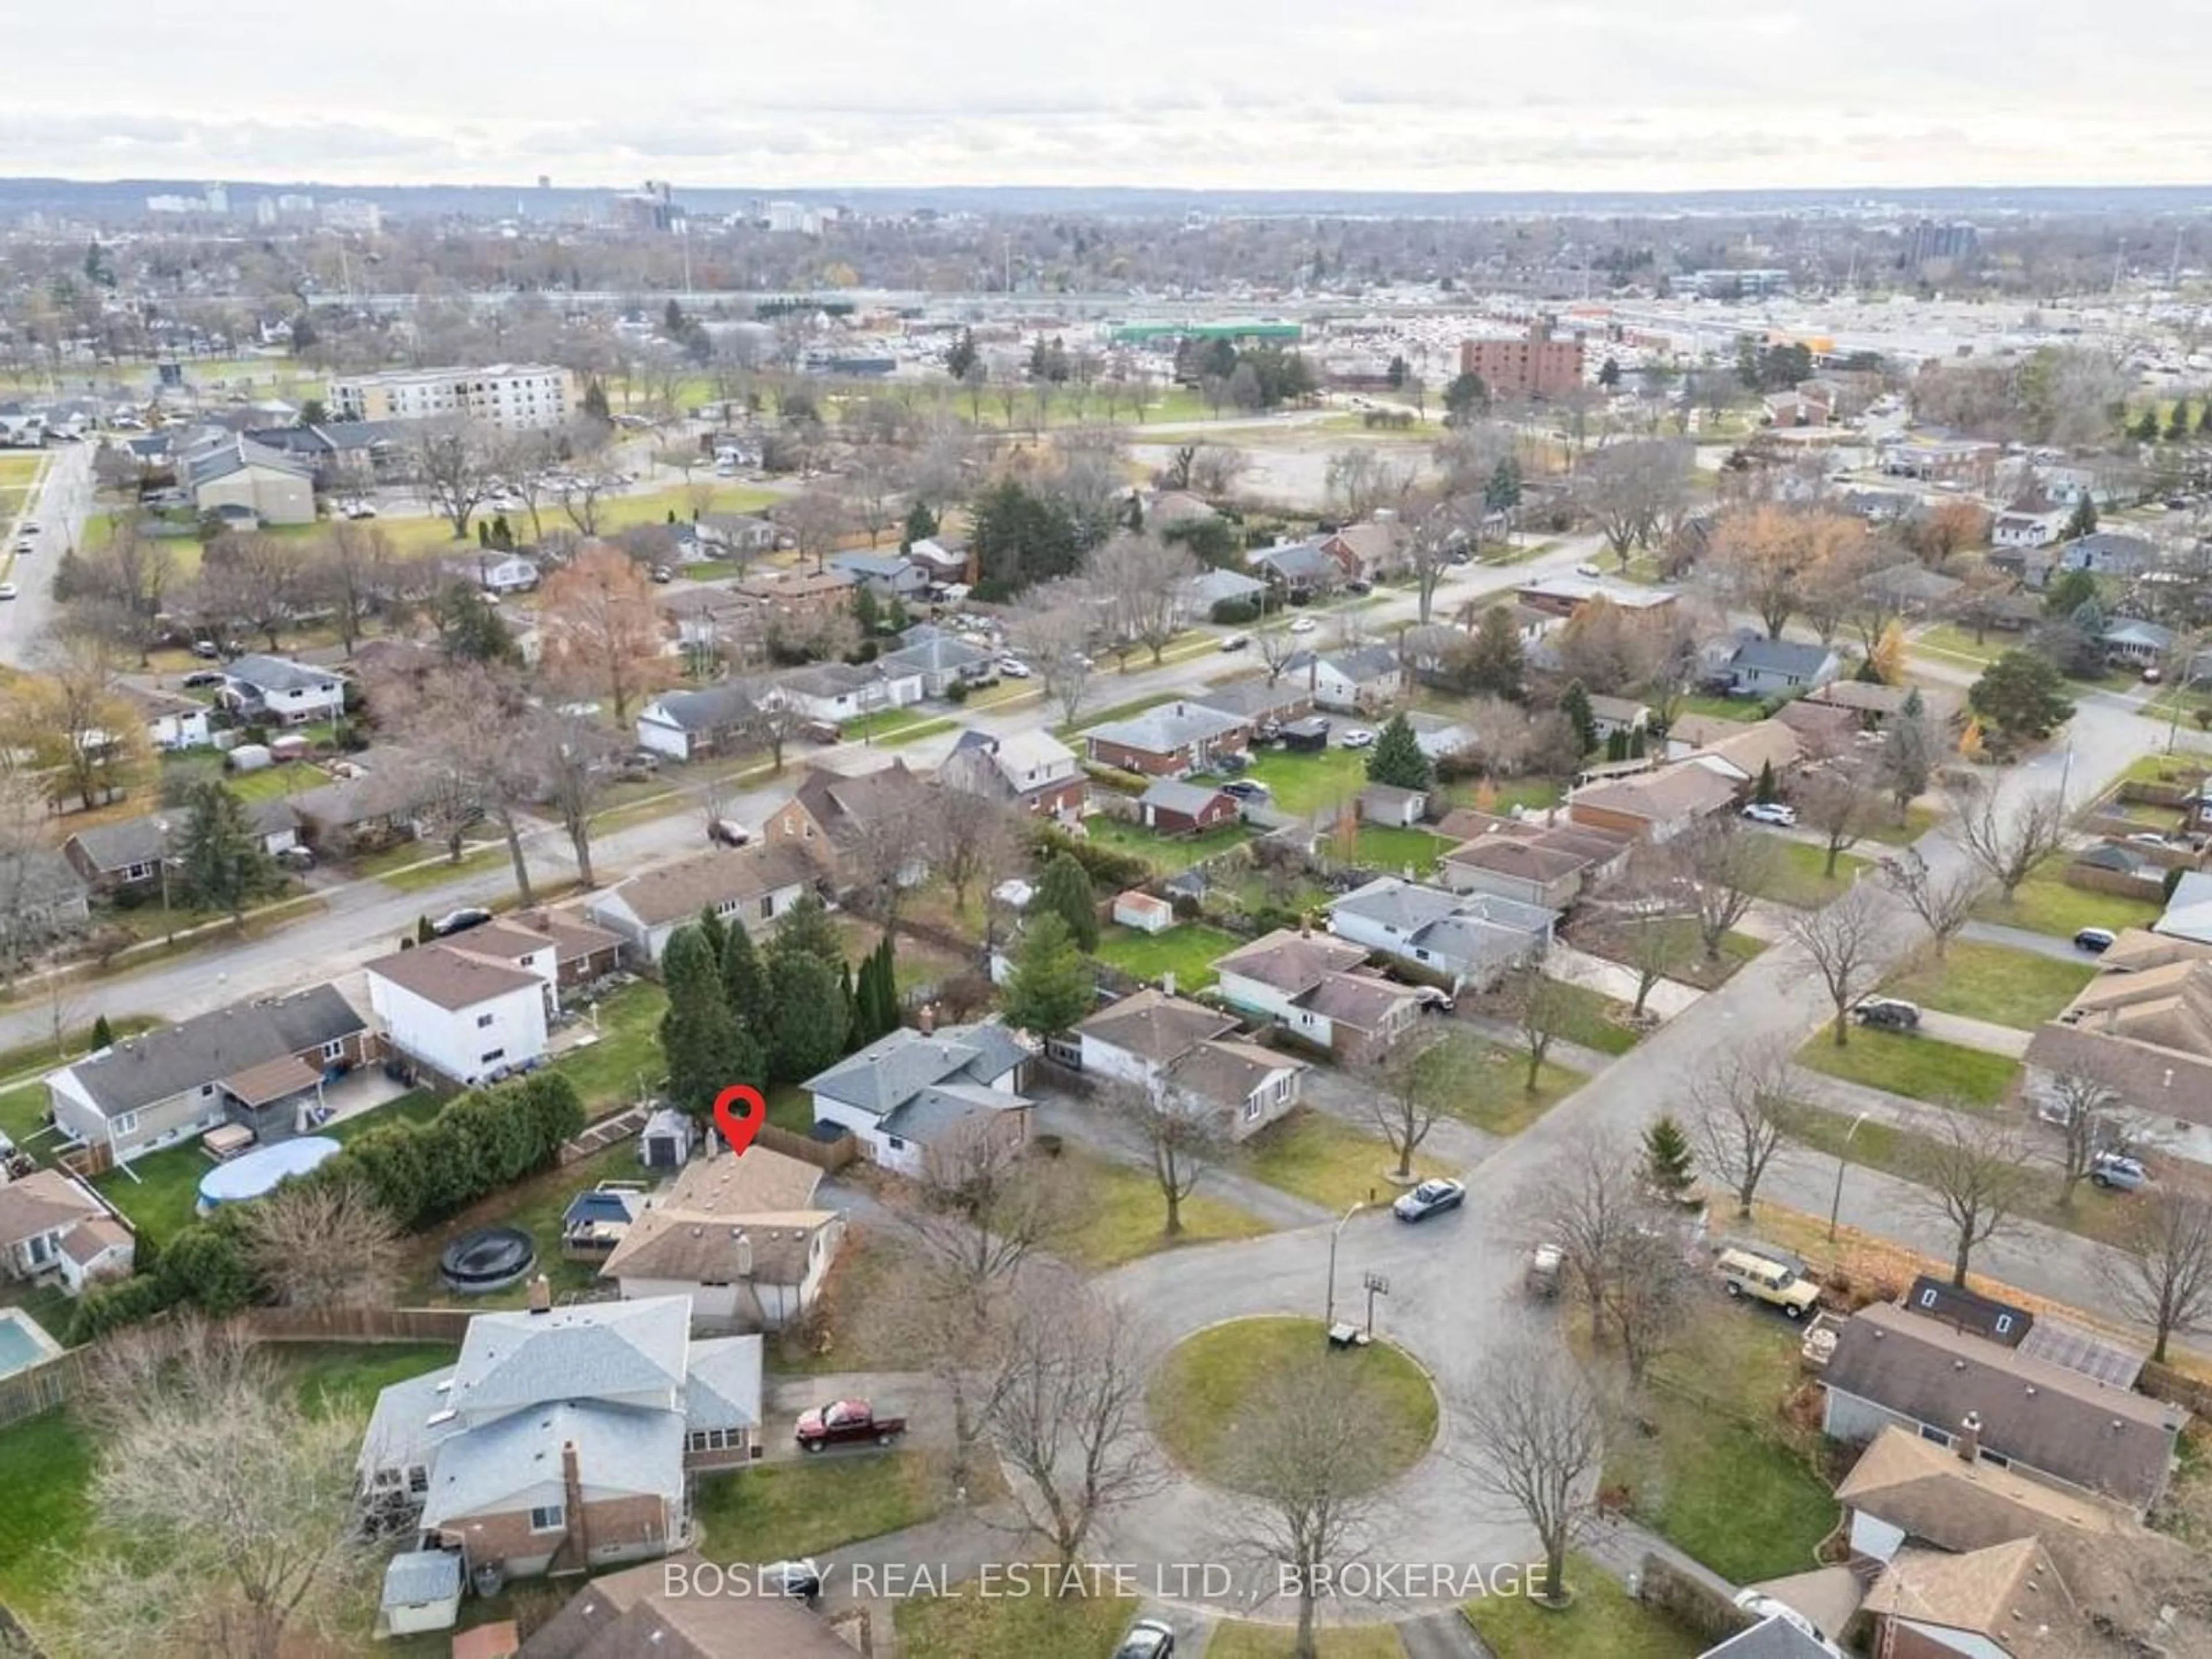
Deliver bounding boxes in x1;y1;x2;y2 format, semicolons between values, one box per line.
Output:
1324;1200;1365;1327
1827;1111;1871;1244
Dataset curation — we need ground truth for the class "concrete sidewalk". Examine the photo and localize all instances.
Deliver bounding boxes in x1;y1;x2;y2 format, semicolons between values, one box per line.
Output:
1544;942;1702;1021
1959;918;2103;965
1912;1008;2031;1058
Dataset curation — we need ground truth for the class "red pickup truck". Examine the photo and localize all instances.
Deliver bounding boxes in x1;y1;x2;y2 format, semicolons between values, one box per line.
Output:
795;1399;906;1452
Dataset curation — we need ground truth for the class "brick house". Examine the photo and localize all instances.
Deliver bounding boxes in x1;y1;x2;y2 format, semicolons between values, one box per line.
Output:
1138;778;1239;836
1081;701;1248;777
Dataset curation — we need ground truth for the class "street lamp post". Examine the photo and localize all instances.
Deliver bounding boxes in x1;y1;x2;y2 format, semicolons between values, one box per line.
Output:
1827;1111;1871;1243
154;817;172;924
1323;1200;1365;1328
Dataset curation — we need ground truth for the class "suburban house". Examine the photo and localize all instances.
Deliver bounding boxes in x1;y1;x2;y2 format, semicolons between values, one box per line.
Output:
801;1021;1033;1176
1138;777;1239;836
658;586;753;654
1326;877;1555;991
1584;694;1651;740
1516;573;1679;622
358;1294;764;1587
1703;633;1841;698
1082;701;1248;777
502;910;624;993
365;942;551;1087
906;535;969;584
441;551;540;594
44;986;373;1168
1567;764;1741;842
289;765;423;857
120;683;213;751
699;512;782;556
1680;719;1803;790
1833;1425;2207;1657
2020;950;2212;1166
585;842;819;965
0;1168;135;1297
1440;831;1601;911
1194;677;1313;729
1285;643;1403;713
732;566;859;620
599;1147;844;1331
520;1555;862;1659
876;624;997;698
1249;538;1343;600
940;728;1086;821
1180;566;1269;621
763;761;935;886
828;548;928;600
2101;618;2175;669
2059;531;2160;576
1403;709;1476;763
633;684;757;762
219;654;346;726
1319;520;1409;582
1991;505;2070;549
1213;929;1425;1062
185;434;316;525
1075;987;1308;1138
63;800;300;895
1819;1302;2185;1518
1805;679;1961;727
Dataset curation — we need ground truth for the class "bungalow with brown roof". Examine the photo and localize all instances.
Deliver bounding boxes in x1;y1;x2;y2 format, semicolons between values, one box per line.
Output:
585;842;820;964
1679;718;1802;789
0;1168;135;1296
1075;987;1307;1137
1213;928;1425;1062
762;760;935;887
1861;1539;2099;1659
1439;834;1596;911
1567;764;1741;842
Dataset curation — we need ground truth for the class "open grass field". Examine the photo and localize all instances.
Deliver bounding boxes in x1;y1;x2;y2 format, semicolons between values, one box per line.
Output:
1244;745;1370;816
1795;1023;2020;1109
1878;941;2094;1028
1094;921;1243;992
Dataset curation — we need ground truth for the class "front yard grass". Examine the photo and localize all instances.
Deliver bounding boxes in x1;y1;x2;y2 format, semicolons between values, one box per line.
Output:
1669;694;1763;725
896;1578;1136;1659
1794;1024;2020;1109
1243;745;1370;816
1208;1622;1410;1657
372;842;511;894
1438;1036;1588;1137
1150;1317;1436;1493
1053;1146;1271;1270
1053;690;1177;740
1857;805;1941;846
1878;942;2094;1029
1972;868;2166;940
1913;623;2003;665
1094;921;1242;992
1463;1555;1704;1659
693;1449;948;1565
1236;1107;1442;1211
1749;839;1870;908
1571;921;1764;991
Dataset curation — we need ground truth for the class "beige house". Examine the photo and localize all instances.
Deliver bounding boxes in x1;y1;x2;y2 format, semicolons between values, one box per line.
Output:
600;1148;844;1331
187;435;316;525
0;1169;135;1296
1212;929;1424;1062
584;841;820;964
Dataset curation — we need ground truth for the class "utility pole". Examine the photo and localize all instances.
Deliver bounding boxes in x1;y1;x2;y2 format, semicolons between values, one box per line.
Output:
1362;1271;1389;1338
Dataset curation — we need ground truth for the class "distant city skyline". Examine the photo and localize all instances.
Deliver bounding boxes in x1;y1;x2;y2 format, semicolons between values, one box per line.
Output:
9;0;2211;193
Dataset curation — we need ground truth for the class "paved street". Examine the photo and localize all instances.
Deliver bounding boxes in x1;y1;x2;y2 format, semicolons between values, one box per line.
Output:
0;443;90;667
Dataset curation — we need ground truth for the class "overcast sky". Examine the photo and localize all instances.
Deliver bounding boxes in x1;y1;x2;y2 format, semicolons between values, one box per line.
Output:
10;1;2211;191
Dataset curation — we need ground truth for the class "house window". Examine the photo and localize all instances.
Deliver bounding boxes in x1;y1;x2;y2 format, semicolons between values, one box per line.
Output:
112;1111;140;1137
529;1503;565;1532
687;1427;743;1452
199;1082;217;1099
1918;1425;1951;1448
320;1039;346;1062
407;1465;428;1494
759;896;774;920
1243;1095;1262;1122
885;1135;907;1151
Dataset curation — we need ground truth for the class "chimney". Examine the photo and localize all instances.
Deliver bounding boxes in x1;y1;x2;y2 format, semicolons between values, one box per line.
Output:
734;1230;752;1277
918;1003;936;1036
559;1439;592;1570
1161;971;1176;998
1957;1410;1983;1464
527;1273;552;1315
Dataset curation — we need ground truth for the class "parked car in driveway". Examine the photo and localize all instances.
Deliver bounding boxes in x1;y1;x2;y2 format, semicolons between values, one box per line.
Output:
1339;728;1376;749
1717;1248;1820;1320
2074;927;2118;954
1220;779;1270;802
2090;1150;2148;1191
1287;616;1318;634
758;1559;823;1600
1851;997;1921;1031
1393;1178;1466;1222
996;657;1031;678
430;907;494;938
708;819;753;847
796;1399;906;1451
1112;1619;1177;1659
1742;802;1798;827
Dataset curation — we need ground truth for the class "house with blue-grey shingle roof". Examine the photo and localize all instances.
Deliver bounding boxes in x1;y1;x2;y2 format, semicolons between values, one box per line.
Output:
802;1020;1034;1175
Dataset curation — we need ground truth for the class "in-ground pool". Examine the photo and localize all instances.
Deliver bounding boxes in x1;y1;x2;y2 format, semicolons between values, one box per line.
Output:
0;1307;64;1379
440;1226;538;1294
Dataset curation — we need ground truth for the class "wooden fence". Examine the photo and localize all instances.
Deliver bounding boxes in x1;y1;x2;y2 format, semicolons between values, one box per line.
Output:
757;1122;860;1172
2141;1358;2212;1419
1637;1554;1752;1644
0;1346;93;1431
237;1305;474;1345
2061;862;2171;900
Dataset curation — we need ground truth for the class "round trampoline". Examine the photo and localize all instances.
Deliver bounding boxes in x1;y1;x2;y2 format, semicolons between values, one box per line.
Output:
440;1226;538;1294
195;1135;342;1215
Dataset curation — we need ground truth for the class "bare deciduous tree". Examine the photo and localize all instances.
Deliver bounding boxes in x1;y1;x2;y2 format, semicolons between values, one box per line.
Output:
238;1177;403;1308
1255;622;1300;687
1880;850;1981;959
1797;764;1878;878
741;687;809;774
1449;1341;1608;1607
2098;1191;2212;1364
1099;1078;1232;1238
1786;881;1892;1046
926;786;1021;919
528;709;616;889
1361;1032;1464;1180
1667;820;1778;963
1502;964;1575;1090
1687;1036;1796;1218
1907;1113;2039;1286
411;416;505;539
1012;602;1094;726
2039;1069;2124;1207
1088;531;1198;666
1949;772;2071;901
1580;437;1692;565
1185;444;1251;499
1538;1130;1652;1345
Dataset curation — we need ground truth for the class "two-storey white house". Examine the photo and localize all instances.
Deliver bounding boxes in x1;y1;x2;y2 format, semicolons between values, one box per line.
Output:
365;943;548;1087
220;654;346;726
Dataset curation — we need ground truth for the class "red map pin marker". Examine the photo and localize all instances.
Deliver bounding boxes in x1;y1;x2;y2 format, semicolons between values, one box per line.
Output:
711;1085;767;1158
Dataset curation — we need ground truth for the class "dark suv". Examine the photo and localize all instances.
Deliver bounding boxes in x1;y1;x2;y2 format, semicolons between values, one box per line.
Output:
1851;997;1921;1032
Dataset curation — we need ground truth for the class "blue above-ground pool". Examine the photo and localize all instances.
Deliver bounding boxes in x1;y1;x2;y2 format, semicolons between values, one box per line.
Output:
195;1135;343;1215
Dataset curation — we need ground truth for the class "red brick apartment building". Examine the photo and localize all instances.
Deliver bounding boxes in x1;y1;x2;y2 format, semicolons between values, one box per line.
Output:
1459;320;1586;400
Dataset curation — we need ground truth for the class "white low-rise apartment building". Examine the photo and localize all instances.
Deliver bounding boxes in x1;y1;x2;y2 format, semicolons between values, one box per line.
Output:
327;364;577;433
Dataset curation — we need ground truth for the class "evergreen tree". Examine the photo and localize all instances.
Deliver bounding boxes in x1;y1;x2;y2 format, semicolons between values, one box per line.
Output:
839;959;860;1048
1036;851;1100;952
1561;680;1598;755
719;919;772;1039
695;905;728;964
2063;495;2099;540
1465;604;1527;698
1001;914;1093;1037
863;935;900;1040
1484;456;1522;514
853;585;882;637
1755;757;1778;805
1365;713;1435;791
851;951;885;1049
2169;401;2195;442
2199;401;2212;436
1597;357;1622;389
2132;407;2161;442
901;500;938;551
1642;1114;1696;1203
944;328;978;381
582;378;611;422
90;1014;113;1050
1605;728;1630;763
766;953;851;1084
417;914;435;944
658;925;762;1114
1628;728;1647;759
766;893;844;972
174;780;282;921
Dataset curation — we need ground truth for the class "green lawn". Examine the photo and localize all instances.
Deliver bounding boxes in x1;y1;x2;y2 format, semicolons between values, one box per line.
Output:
1209;1622;1408;1658
0;454;44;487
1796;1024;2020;1109
1972;869;2165;940
1539;980;1642;1055
1572;921;1764;992
0;1410;94;1624
1150;1317;1436;1493
1749;839;1870;908
841;705;935;742
399;1138;641;1307
1243;747;1370;816
1436;1035;1588;1137
1236;1107;1442;1211
374;843;511;894
1858;805;1942;847
1463;1556;1703;1659
878;715;960;748
1879;942;2094;1028
896;1581;1136;1659
282;1342;454;1417
548;980;669;1113
1055;690;1179;740
169;758;327;803
1351;823;1456;872
1081;816;1252;874
1607;1319;1840;1584
1094;922;1242;992
693;1450;945;1565
0;1081;53;1150
1054;1146;1271;1270
1912;623;2004;665
1668;694;1763;725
